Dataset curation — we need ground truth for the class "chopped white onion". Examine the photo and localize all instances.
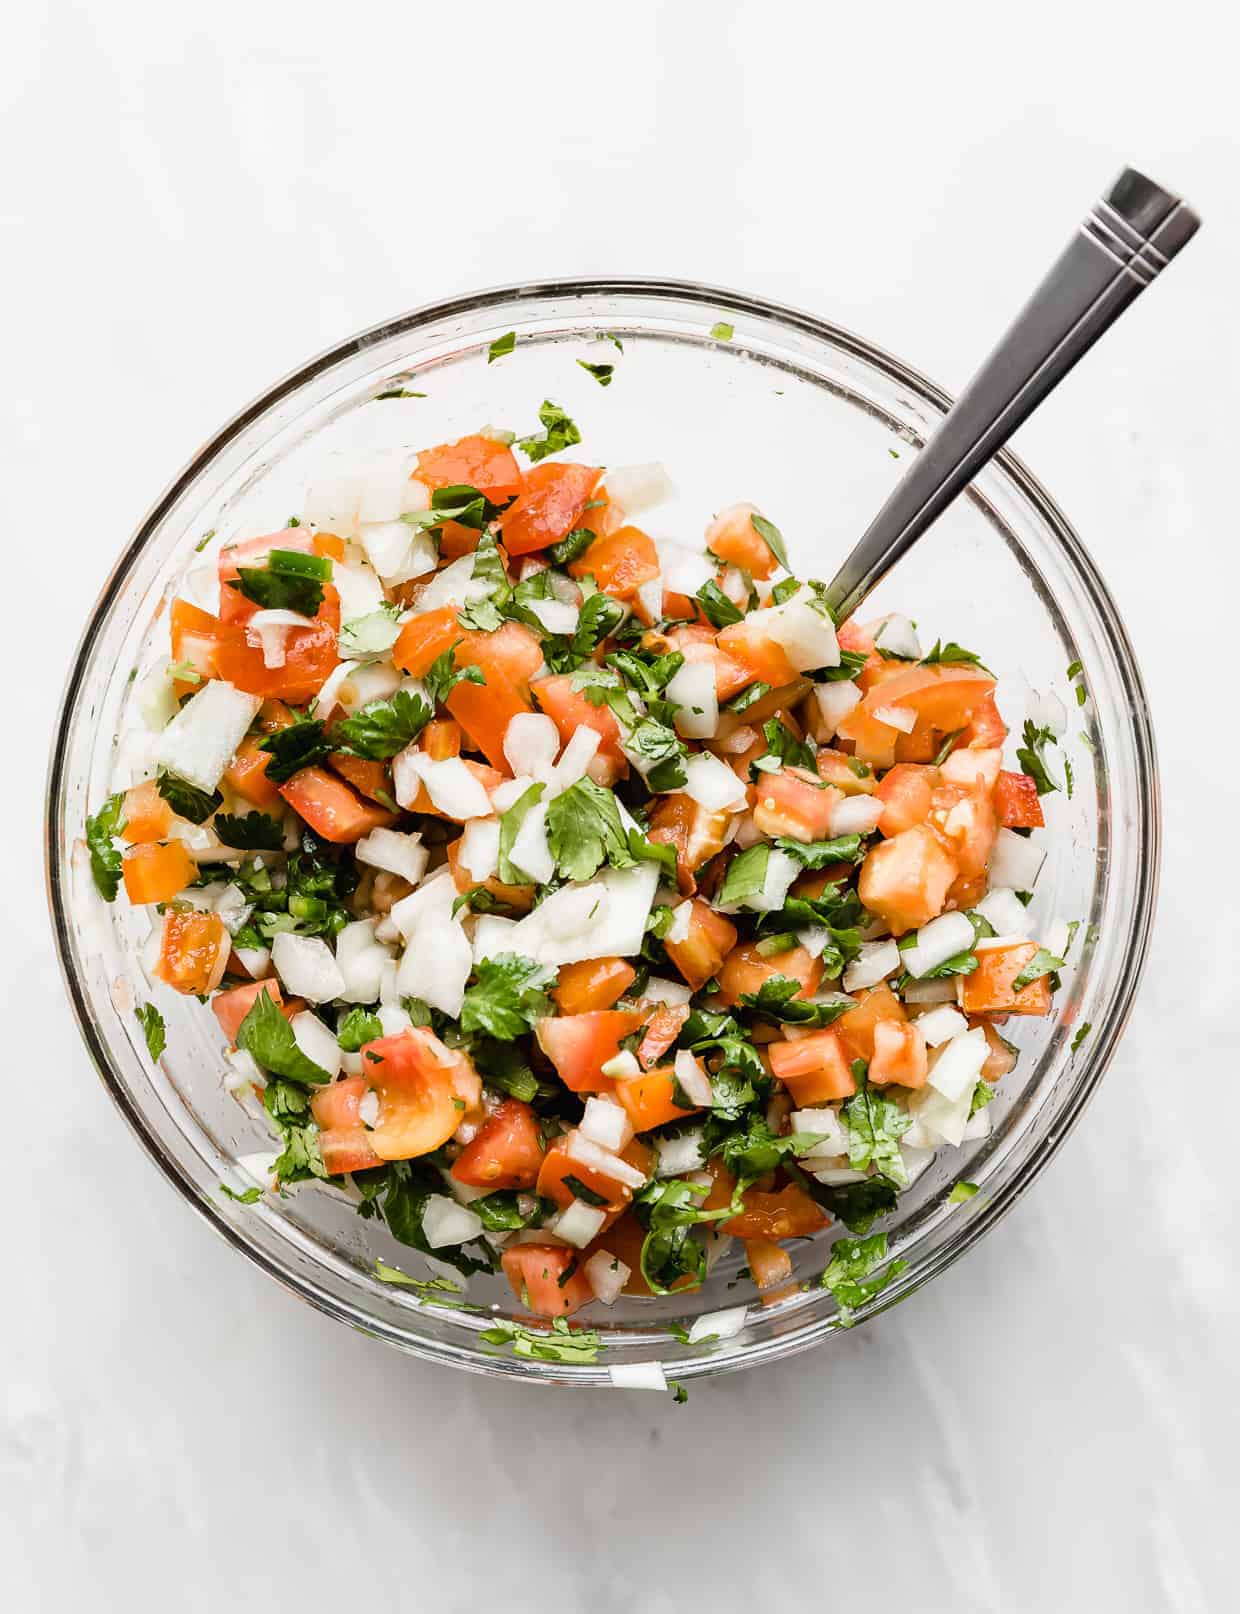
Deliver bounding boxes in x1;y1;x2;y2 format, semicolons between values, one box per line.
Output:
357;451;419;525
360;521;432;584
459;818;501;883
550;1200;608;1249
504;712;561;780
941;747;1003;790
872;703;917;734
962;1107;993;1142
681;752;748;812
900;1143;938;1183
600;1049;641;1081
397;753;493;819
735;847;800;915
1043;917;1072;961
290;1010;343;1079
155;680;262;793
667;901;694;945
901;976;958;1005
901;911;975;978
271;933;346;1004
642;975;692;1006
585;1249;630;1306
974;887;1030;936
312;658;361;718
245;608;316;669
928;1027;989;1102
813;681;862;736
395;918;473;1017
581;1096;634;1152
565;1129;648;1190
687;1306;748;1344
503;863;659;967
550;726;601;793
303;463;361;534
223;1048;264;1093
335;919;391;1004
236;1151;280;1192
843;938;900;992
334;661;403;714
873;613;922;660
421;1195;484;1248
471;914;517;963
332;561;387;623
673;1051;713;1107
666;660;719;739
790;1107;847;1158
377;1003;414;1038
413;553;484;613
988;828;1047;891
829;795;885;837
233;944;271;980
358;1089;380;1128
658;540;714;599
757;590;841;671
602;462;674;515
635;576;664;623
655;1127;707;1177
388;869;458;940
355;827;428;888
911;1079;975;1148
796;926;832;960
914;1004;968;1046
508;798;554;883
527;597;580;636
607;1362;668;1392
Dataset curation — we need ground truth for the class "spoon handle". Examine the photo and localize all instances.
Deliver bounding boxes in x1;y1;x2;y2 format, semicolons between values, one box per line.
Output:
824;166;1200;621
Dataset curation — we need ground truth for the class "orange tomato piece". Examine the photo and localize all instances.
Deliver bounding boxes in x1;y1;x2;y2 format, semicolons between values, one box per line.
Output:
224;737;281;808
745;1237;794;1293
213;590;341;705
391;604;462;677
705;503;778;579
836;983;908;1063
637;1003;690;1069
169;598;227;686
212;979;284;1045
647;797;733;891
716;616;797;690
664;899;738;991
958;943;1053;1017
495;462;602;557
326;752;394;806
930;781;997;880
451;1099;545;1190
615;1067;698;1133
869;1019;929;1088
535;1134;652;1215
993;770;1045;829
411;433;523;503
121;841;196;905
568;524;659;599
751;768;840;842
421;719;463;760
278;767;396;843
724;1184;829;1240
768;1028;858;1104
447;621;544;770
360;1029;480;1161
502;1243;596;1319
815;748;878;796
976;1018;1019;1082
444;834;533;913
217;529;317;625
959;690;1008;749
535;1009;647;1094
716;941;822;1009
533;673;628;779
663;624;755;701
874;763;936;836
310;1075;383;1176
552;957;637;1016
154;910;230;995
858;824;958;934
120;779;172;844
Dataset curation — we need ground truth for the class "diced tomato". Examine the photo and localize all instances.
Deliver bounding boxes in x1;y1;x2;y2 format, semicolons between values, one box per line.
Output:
716;941;822;1009
535;1009;647;1093
436;519;484;562
724;1183;829;1240
959;690;1008;749
224;737;281;808
976;1018;1019;1082
552;957;637;1016
716;616;798;690
637;1002;690;1069
154;910;230;995
768;1028;858;1104
835;704;903;769
815;748;878;796
501;1243;596;1319
213;589;341;705
874;763;935;836
402;758;506;821
751;767;839;842
327;752;394;806
533;674;628;779
410;433;523;504
169;599;227;687
615;1067;697;1132
359;1029;481;1161
858;824;958;933
451;1099;545;1190
535;1134;652;1214
993;770;1045;829
647;796;732;891
310;1075;383;1176
212;979;284;1045
279;767;396;844
940;746;1003;791
495;462;601;557
663;624;755;702
705;503;778;579
312;532;346;562
444;834;534;913
421;719;463;760
392;604;462;677
745;1237;793;1293
836;983;908;1063
869;1019;929;1088
958;943;1053;1017
947;872;988;910
218;529;316;624
664;899;737;991
929;781;997;880
121;841;195;905
568;524;659;600
120;779;172;844
843;664;997;766
445;621;544;771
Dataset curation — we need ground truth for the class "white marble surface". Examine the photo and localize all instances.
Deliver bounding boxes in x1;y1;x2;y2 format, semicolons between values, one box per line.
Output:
4;4;1236;1608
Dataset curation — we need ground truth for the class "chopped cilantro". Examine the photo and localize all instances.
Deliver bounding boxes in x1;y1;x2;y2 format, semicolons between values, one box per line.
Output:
749;513;789;570
135;1002;166;1060
214;811;284;851
336;1006;382;1053
738;977;853;1027
719;843;770;906
516;399;581;463
919;639;992;674
496;781;546;885
577;360;614;387
259;718;333;783
1070;1021;1092;1053
750;717;816;776
460;954;555;1040
228;547;330;616
236;987;331;1084
1016;720;1061;796
709;321;734;341
545;777;628;883
1012;945;1065;991
478;1315;603;1364
85;793;126;901
156;770;222;825
333;689;432;761
338;604;402;661
219;1183;263;1204
948;1181;980;1204
695;579;744;628
423;644;486;708
487;331;516;363
842;1077;911;1185
809;1177;898;1234
372;387;427;400
819;1232;907;1325
772;834;864;867
547;527;596;567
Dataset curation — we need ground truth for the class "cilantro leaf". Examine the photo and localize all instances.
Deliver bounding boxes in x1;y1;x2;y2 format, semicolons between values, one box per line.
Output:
738;977;853;1027
460;954;555;1040
1070;1020;1092;1053
85;793;126;901
516;399;581;463
750;717;816;776
948;1182;980;1204
772;834;864;867
577;360;614;387
478;1316;603;1364
717;1118;824;1181
1016;719;1061;796
819;1232;907;1324
135;1002;166;1060
496;782;546;885
457;533;512;632
237;987;332;1084
719;843;770;906
820;650;870;683
332;689;433;760
617;709;687;790
214;811;284;851
219;1183;263;1204
544;777;629;882
634;1177;720;1294
724;680;770;714
487;331;516;362
228;547;330;616
472;1190;550;1231
547;527;596;567
472;1037;543;1103
1011;945;1065;991
808;1177;898;1234
749;513;789;570
919;639;992;675
970;1079;997;1116
259;718;333;783
842;1078;911;1185
156;770;222;825
570;592;626;658
709;321;734;341
423;645;486;708
336;1006;382;1053
695;579;743;628
372;388;427;401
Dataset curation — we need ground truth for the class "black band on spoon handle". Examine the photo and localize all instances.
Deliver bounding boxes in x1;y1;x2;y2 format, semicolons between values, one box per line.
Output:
824;166;1201;622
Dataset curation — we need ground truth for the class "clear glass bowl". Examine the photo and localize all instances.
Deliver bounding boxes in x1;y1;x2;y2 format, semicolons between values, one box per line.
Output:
45;280;1159;1385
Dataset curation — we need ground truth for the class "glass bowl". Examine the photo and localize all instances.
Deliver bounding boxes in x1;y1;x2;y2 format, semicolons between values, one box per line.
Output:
45;280;1158;1385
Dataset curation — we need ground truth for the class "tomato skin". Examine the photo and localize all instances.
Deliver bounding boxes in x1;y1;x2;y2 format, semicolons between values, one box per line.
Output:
869;1019;929;1088
568;524;659;599
716;941;822;1009
768;1028;858;1104
975;1018;1018;1081
745;1237;794;1294
120;780;173;844
637;1002;689;1069
647;797;732;891
327;752;394;806
451;1099;545;1190
279;767;396;844
552;957;637;1016
724;1184;829;1240
993;770;1045;829
664;899;737;991
958;943;1052;1017
858;824;958;934
154;911;230;995
959;690;1008;749
495;463;601;556
121;840;195;905
218;529;317;624
212;979;284;1045
533;674;628;776
502;1243;596;1318
311;1075;383;1176
411;433;523;503
837;983;908;1063
359;1029;481;1161
614;1067;697;1132
705;503;778;579
751;768;840;842
535;1009;647;1094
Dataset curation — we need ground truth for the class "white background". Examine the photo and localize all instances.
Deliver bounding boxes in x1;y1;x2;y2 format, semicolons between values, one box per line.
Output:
3;4;1236;1610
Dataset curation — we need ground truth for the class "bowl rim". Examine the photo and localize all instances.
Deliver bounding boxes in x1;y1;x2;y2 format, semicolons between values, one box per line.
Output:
45;276;1160;1381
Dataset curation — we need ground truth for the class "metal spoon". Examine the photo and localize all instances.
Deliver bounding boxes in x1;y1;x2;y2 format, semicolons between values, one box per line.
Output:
823;166;1200;621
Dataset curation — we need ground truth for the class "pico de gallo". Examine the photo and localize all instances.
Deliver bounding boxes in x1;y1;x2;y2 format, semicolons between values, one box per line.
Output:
86;398;1080;1327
